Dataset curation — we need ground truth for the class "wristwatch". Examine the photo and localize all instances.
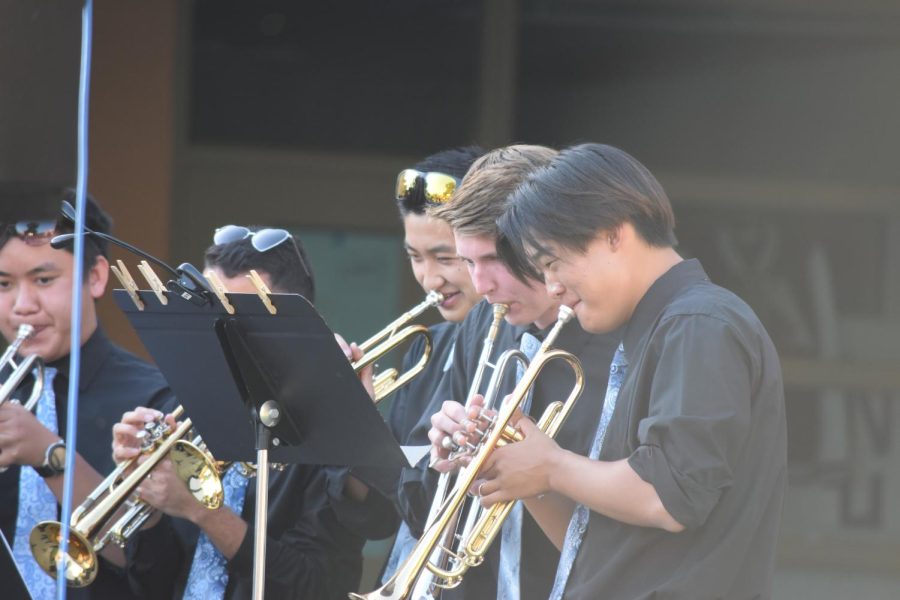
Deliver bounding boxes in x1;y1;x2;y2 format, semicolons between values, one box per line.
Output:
35;440;66;478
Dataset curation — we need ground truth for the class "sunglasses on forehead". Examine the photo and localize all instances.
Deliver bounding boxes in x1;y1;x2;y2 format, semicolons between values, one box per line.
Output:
4;219;59;246
395;169;459;205
212;225;311;278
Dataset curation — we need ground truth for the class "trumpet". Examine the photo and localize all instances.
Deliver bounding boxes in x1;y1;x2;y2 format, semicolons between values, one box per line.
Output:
0;324;45;409
413;303;508;599
29;405;223;587
352;290;444;403
352;306;585;599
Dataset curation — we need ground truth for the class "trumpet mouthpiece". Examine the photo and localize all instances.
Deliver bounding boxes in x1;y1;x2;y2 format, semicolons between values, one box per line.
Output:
17;324;35;339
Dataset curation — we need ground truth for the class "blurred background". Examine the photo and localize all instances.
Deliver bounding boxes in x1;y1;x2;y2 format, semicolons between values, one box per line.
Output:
3;0;899;597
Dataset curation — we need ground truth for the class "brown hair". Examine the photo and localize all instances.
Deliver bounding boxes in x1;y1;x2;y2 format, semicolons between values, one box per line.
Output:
429;144;557;282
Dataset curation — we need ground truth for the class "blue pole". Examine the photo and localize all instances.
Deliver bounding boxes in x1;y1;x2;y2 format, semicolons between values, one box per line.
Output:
58;1;92;598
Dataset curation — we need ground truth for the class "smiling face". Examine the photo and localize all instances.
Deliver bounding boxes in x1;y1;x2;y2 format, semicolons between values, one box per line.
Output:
454;232;560;328
402;214;479;323
534;231;636;334
0;238;107;362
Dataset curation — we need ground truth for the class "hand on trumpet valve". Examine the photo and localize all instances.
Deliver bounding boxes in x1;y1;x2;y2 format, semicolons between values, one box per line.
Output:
112;407;171;464
428;396;487;472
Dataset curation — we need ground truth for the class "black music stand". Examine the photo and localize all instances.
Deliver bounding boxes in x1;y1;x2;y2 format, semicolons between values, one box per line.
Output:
114;288;407;599
0;530;32;600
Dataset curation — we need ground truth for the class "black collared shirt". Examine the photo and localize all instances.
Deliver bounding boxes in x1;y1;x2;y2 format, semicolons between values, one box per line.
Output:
0;327;174;600
564;259;787;600
411;299;620;600
126;462;366;599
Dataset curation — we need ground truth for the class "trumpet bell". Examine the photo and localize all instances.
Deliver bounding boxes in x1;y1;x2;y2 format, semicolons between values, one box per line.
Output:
171;440;224;509
30;521;97;588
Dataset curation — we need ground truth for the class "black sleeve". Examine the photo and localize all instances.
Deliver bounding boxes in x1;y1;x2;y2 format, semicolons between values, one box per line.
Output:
627;314;755;530
323;465;400;540
227;466;363;599
125;514;188;598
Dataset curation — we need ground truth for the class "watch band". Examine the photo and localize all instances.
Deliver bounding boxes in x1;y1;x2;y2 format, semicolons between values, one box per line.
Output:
35;440;66;478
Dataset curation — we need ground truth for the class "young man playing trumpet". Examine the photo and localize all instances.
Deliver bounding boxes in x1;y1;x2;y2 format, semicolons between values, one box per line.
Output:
0;191;173;599
482;143;787;599
409;145;620;600
113;227;368;599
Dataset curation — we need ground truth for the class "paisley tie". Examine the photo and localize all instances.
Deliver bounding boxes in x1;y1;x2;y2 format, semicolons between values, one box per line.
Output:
12;367;59;600
548;344;627;600
182;463;250;599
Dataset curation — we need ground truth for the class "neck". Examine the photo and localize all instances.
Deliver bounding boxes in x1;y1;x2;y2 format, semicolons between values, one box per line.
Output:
629;246;682;308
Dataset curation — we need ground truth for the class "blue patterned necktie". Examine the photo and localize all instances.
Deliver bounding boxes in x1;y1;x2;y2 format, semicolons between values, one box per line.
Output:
12;366;59;600
183;463;250;599
497;331;541;600
549;343;627;600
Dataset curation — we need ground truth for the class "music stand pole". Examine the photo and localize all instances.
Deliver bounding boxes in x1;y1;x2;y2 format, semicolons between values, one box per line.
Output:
253;400;280;600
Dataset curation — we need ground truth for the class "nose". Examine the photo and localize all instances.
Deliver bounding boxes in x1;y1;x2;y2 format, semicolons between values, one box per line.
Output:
469;263;494;296
422;261;446;293
545;275;565;299
12;283;39;316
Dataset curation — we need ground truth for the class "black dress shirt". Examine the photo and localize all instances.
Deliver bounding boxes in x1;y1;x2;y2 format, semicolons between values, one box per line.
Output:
0;328;174;600
402;300;620;600
126;461;365;599
564;259;787;600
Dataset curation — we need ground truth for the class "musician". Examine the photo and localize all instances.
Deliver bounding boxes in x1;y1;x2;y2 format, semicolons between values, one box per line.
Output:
357;147;486;578
0;191;173;599
421;145;621;600
482;143;786;599
114;227;367;599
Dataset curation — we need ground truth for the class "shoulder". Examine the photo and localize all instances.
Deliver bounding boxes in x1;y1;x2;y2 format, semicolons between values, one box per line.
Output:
97;342;171;395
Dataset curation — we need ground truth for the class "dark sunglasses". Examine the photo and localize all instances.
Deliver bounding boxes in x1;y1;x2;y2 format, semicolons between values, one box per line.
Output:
212;225;311;278
395;169;459;205
5;219;59;246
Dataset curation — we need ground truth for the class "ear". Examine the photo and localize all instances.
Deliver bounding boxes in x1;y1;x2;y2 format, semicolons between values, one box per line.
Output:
86;255;110;300
607;224;624;251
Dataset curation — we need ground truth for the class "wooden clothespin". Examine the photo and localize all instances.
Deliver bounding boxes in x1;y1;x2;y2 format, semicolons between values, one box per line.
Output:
137;260;168;306
247;269;276;315
110;260;144;311
204;269;236;315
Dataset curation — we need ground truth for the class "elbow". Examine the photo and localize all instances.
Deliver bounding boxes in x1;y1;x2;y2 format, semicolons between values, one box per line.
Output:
647;496;685;533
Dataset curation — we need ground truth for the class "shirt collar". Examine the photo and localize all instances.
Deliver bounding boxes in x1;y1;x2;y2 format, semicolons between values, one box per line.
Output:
48;327;113;392
622;258;709;365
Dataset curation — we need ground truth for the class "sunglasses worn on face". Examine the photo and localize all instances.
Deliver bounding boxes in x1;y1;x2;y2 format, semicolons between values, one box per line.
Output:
5;220;58;246
213;225;311;278
395;169;459;205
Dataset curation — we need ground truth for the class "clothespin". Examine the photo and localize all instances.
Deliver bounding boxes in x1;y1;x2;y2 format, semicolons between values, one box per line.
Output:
137;260;168;306
204;269;236;315
110;260;144;311
247;269;276;315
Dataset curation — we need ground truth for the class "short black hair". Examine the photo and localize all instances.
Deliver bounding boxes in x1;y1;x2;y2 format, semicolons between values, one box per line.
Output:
394;145;486;216
0;187;112;281
204;228;316;301
499;143;677;264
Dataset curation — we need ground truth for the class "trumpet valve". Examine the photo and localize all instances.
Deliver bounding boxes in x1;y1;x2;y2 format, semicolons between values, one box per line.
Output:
499;424;524;445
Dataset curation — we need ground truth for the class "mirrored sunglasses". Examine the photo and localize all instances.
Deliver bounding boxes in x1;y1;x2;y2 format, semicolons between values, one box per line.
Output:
212;225;310;277
395;169;459;205
8;220;58;246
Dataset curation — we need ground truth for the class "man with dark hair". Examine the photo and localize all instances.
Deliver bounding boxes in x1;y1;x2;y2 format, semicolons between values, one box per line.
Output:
372;146;485;582
420;145;620;600
112;225;371;599
481;143;786;599
0;191;173;599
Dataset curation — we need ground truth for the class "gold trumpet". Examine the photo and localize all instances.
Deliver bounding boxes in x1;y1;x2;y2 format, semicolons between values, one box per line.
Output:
352;306;584;599
0;324;45;409
29;405;223;587
352;290;444;403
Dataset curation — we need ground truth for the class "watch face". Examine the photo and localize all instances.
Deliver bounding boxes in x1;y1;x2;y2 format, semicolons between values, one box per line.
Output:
48;444;66;471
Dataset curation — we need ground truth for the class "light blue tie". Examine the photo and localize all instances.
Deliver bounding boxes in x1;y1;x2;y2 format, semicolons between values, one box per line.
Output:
12;366;59;600
497;332;541;600
549;344;627;600
183;463;250;599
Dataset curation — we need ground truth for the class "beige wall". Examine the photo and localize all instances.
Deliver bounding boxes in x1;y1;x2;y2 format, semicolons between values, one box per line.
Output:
90;0;177;359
